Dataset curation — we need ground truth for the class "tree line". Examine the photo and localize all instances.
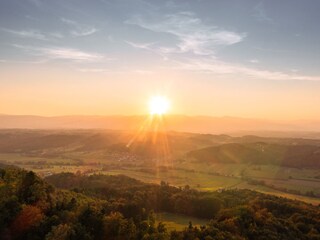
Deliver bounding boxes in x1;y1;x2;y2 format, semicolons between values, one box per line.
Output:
0;166;320;239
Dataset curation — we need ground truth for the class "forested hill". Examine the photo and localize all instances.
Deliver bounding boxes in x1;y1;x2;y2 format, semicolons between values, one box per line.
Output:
1;167;320;239
187;142;320;168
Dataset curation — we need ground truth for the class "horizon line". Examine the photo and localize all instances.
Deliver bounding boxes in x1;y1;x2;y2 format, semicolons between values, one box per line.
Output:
1;113;320;122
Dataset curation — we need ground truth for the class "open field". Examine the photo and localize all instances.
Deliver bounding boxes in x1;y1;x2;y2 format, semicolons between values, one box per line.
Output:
103;167;320;205
155;212;208;231
1;153;319;205
0;129;320;205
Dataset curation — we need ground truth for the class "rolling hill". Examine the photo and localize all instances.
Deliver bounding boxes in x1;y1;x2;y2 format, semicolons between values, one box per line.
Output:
1;166;320;239
187;142;320;168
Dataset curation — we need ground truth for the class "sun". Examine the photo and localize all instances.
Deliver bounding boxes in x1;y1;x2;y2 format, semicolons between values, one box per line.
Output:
149;96;170;115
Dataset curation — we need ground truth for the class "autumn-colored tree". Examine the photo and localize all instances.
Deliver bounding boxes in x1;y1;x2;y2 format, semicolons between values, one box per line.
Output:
10;205;44;236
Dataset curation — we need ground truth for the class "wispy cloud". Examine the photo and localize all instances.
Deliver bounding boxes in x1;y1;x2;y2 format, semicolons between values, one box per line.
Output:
175;57;320;81
78;68;110;73
249;59;259;64
124;11;320;82
0;58;48;64
2;28;48;40
1;28;64;41
125;12;246;55
61;18;98;37
13;44;104;62
253;2;273;23
125;41;155;50
41;47;103;61
78;68;124;74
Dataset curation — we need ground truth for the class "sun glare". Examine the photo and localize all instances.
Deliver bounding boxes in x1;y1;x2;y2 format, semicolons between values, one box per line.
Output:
149;96;170;115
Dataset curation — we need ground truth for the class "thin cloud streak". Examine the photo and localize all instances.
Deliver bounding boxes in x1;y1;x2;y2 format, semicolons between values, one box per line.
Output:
0;58;48;64
1;28;48;40
175;58;320;81
61;18;98;37
78;68;125;74
78;68;110;73
13;44;104;62
42;47;103;61
125;41;173;55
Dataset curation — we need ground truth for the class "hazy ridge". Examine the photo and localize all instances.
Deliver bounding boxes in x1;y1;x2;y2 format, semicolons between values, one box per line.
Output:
1;114;320;137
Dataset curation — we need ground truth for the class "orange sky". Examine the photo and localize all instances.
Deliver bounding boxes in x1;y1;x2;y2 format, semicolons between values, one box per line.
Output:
1;64;320;121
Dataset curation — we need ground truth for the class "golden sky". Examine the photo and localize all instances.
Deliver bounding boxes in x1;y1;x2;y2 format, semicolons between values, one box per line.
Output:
1;0;320;120
1;64;320;120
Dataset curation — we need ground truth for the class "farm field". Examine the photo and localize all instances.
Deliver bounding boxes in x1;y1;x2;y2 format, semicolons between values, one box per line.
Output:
1;151;319;205
0;130;320;206
104;167;320;205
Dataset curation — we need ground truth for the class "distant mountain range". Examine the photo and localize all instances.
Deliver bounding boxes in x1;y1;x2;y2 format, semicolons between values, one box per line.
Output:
0;114;320;137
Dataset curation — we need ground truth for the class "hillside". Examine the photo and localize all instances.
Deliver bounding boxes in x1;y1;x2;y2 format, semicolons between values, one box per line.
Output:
0;129;229;159
1;129;320;158
0;129;320;204
187;143;320;168
1;166;320;239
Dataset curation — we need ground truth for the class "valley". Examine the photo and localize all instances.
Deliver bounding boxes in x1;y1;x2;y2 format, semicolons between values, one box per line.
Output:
0;129;319;205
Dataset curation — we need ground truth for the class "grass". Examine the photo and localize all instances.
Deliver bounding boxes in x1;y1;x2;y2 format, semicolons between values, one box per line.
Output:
104;166;320;205
155;212;208;231
235;181;320;205
0;153;80;165
103;168;242;190
1;152;320;205
244;164;320;180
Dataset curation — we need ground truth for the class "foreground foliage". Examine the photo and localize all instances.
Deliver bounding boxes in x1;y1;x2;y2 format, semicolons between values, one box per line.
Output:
0;167;320;239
